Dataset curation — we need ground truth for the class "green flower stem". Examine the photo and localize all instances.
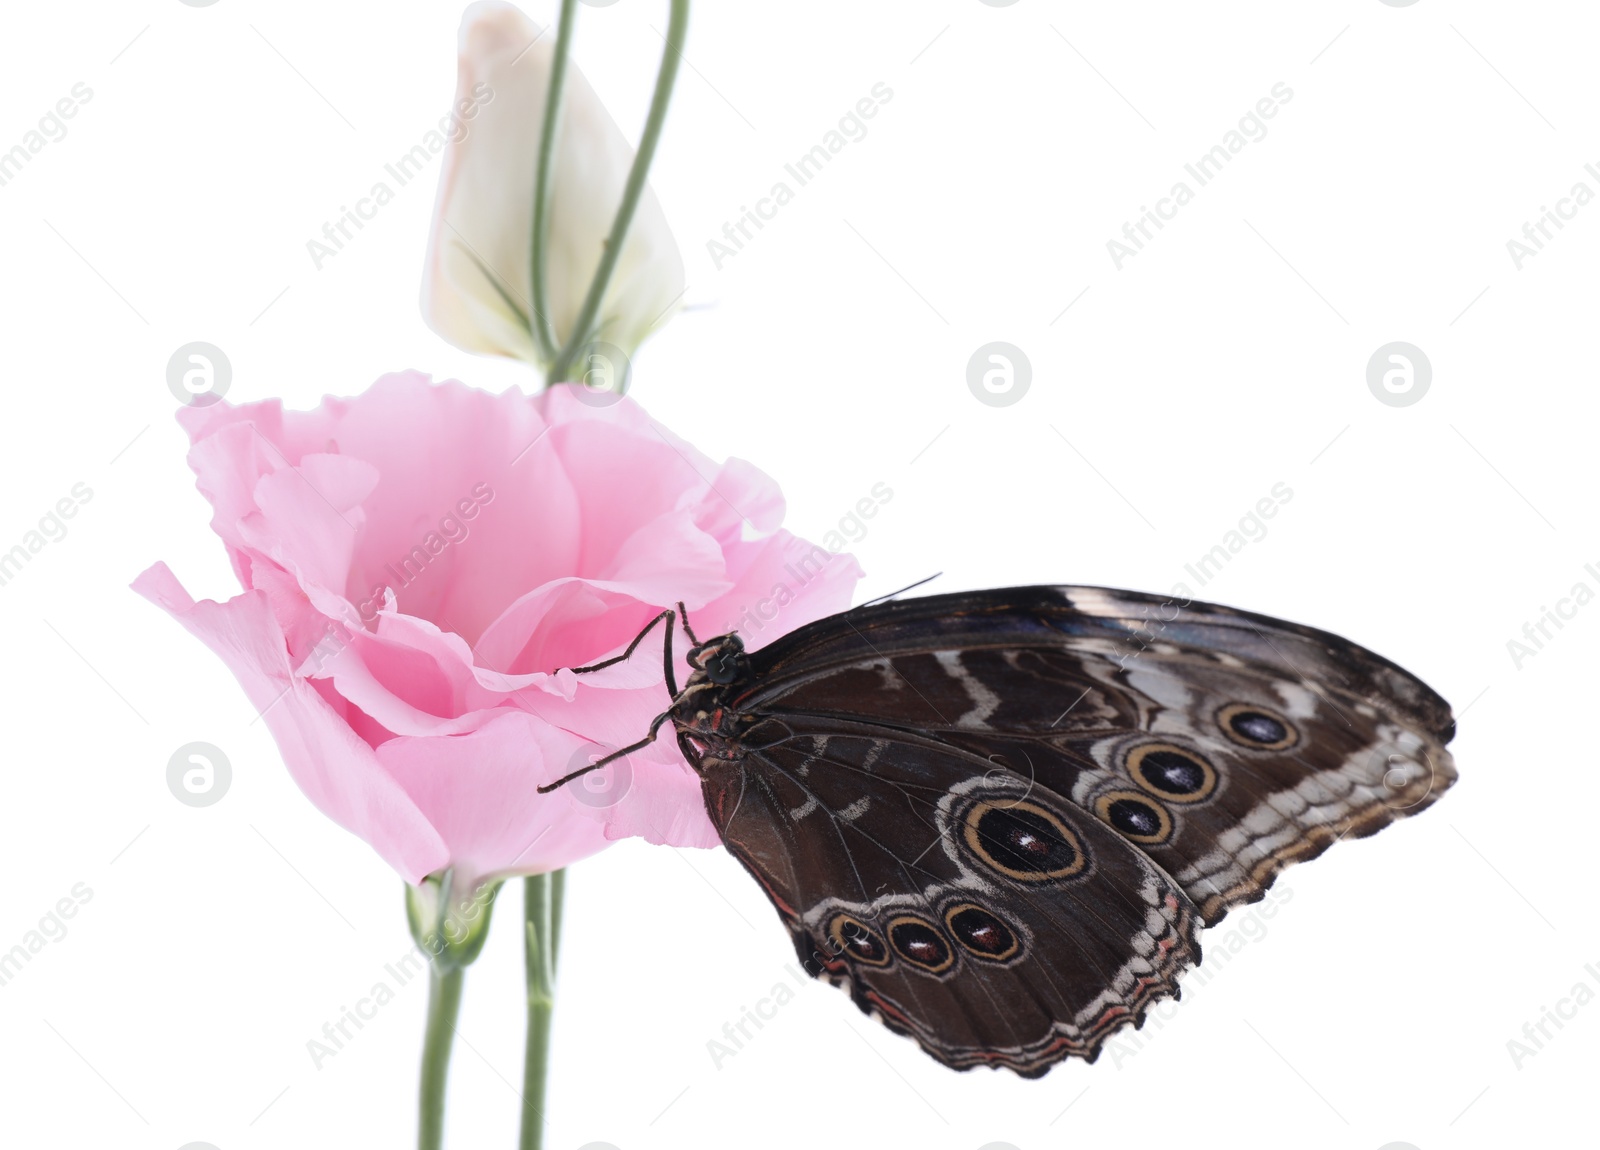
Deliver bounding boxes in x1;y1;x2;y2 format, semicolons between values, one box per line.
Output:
545;0;691;384
418;965;465;1150
405;873;501;1150
519;870;564;1150
530;0;580;362
550;868;565;973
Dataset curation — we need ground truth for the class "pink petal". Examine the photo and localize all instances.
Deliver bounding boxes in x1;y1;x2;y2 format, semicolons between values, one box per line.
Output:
688;456;788;540
132;562;450;882
695;530;865;651
375;710;715;895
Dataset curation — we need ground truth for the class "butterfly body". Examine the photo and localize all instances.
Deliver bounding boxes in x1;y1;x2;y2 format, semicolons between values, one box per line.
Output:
660;585;1456;1076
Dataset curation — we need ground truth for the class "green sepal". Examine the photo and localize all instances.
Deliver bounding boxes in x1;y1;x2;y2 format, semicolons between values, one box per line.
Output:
405;869;503;974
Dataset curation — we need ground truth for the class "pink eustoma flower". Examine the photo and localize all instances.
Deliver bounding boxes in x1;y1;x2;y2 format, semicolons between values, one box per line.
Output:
135;374;862;893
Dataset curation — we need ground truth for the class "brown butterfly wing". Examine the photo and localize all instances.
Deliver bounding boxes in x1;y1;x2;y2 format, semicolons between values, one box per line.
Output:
695;718;1201;1075
732;585;1456;926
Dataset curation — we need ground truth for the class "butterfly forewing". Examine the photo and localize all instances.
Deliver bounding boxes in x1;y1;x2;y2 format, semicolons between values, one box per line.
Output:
728;586;1456;924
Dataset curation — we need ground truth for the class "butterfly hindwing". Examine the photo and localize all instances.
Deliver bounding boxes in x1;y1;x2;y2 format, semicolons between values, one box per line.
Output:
696;716;1201;1075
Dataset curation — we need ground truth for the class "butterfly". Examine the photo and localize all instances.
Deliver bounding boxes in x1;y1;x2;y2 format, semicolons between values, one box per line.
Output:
542;585;1457;1077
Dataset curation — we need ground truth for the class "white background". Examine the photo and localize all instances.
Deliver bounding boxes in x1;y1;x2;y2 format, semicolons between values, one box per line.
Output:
1;1;1594;1148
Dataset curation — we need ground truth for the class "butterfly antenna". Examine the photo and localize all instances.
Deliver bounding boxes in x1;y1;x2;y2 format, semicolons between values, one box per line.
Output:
857;572;942;609
536;711;674;794
676;601;700;646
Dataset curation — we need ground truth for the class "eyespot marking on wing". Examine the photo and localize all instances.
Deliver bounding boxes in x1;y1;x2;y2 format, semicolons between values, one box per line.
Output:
828;913;892;967
961;798;1087;882
888;914;956;973
1094;789;1173;845
1217;702;1299;751
1125;742;1217;803
943;902;1022;962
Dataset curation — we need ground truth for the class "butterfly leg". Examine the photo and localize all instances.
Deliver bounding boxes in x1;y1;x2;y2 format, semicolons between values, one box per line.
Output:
542;609;687;795
568;607;679;695
676;601;700;646
536;710;677;794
